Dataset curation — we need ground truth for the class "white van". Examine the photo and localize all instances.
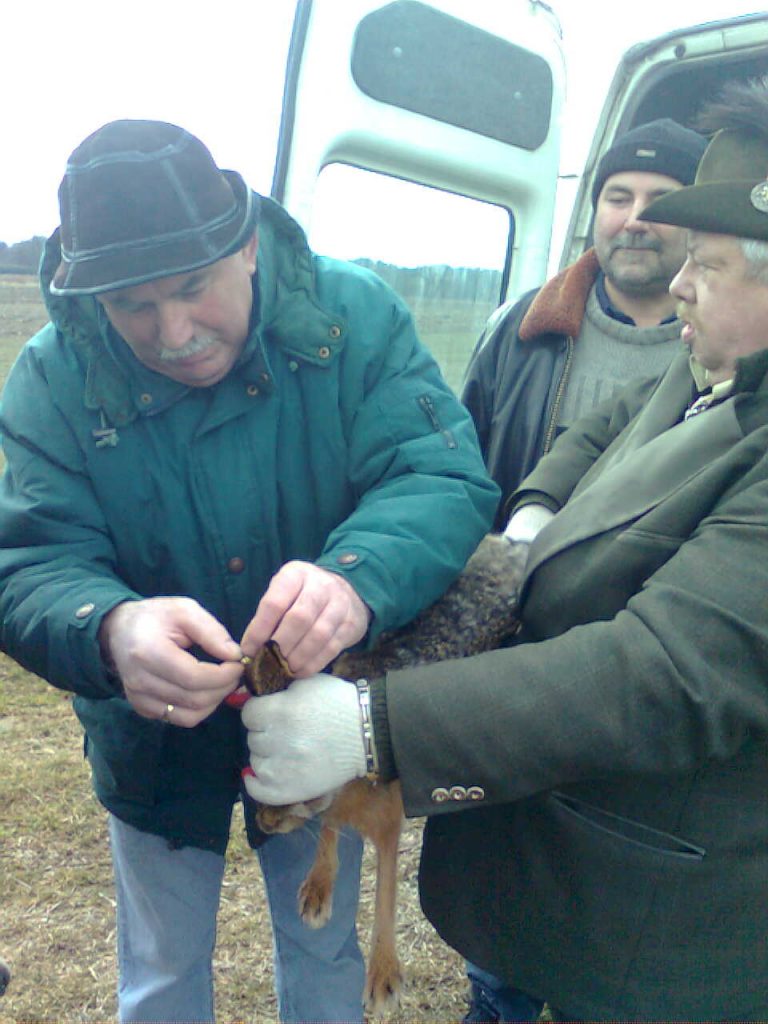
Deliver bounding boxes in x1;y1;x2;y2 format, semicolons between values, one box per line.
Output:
271;1;768;390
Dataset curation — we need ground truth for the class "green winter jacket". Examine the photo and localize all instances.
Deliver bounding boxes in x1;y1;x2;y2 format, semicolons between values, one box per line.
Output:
0;197;498;852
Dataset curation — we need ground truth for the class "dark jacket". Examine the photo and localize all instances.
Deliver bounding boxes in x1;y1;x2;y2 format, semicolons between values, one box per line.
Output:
461;250;600;529
0;197;498;853
384;348;768;1021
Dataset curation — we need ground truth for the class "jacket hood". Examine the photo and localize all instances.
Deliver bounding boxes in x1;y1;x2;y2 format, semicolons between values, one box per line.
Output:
38;195;346;427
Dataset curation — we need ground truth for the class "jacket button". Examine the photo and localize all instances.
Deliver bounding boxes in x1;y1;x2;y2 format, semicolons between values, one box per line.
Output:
318;345;331;359
246;384;260;397
449;785;468;801
467;786;485;801
75;602;95;619
227;557;245;574
431;787;449;803
329;324;342;339
336;553;358;566
140;393;152;405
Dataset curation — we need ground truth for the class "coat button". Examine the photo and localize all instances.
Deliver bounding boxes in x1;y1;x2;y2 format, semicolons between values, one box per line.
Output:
75;602;95;619
246;384;260;397
318;345;331;359
467;786;485;801
336;553;358;566
329;324;342;339
227;557;245;574
431;787;449;803
140;393;153;405
449;785;468;801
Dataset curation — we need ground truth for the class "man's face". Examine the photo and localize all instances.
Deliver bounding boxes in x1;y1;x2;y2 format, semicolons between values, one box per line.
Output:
593;171;688;298
96;234;258;387
670;231;768;385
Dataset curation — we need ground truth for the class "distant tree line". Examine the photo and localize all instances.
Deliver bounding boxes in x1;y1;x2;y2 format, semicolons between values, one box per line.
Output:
0;237;45;275
353;258;502;305
0;239;503;305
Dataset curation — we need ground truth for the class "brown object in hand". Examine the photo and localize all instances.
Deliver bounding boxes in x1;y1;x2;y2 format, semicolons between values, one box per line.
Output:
241;641;293;696
243;533;528;1016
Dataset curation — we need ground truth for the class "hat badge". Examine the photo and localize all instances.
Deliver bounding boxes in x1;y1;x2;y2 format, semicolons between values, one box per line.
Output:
750;180;768;214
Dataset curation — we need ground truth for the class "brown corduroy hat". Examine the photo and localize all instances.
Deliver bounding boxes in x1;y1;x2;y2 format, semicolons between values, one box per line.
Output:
51;119;260;296
640;79;768;241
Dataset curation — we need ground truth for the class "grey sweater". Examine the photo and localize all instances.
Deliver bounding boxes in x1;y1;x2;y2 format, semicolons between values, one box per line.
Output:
557;286;684;428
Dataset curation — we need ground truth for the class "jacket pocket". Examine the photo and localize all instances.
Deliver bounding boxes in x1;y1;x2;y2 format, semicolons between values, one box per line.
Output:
379;384;459;449
615;525;684;553
75;696;163;807
549;791;705;861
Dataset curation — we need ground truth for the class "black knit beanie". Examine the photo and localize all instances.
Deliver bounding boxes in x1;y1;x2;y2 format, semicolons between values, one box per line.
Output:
591;118;707;207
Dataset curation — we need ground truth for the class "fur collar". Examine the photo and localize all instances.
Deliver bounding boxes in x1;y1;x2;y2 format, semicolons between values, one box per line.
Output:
519;249;600;342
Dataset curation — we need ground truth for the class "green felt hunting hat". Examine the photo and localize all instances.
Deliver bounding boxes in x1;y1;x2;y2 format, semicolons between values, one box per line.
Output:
641;83;768;241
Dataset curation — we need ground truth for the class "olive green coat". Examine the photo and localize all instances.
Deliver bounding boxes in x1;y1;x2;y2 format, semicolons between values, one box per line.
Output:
386;349;768;1021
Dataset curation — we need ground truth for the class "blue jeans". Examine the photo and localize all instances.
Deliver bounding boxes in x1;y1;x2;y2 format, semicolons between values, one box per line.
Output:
109;815;365;1023
465;962;545;1022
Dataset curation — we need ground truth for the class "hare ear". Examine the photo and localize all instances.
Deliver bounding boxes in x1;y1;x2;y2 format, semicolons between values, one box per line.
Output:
241;640;293;696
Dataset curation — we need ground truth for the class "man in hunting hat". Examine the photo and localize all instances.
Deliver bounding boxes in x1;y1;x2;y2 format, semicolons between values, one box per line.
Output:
459;115;707;1021
0;120;497;1022
239;78;768;1021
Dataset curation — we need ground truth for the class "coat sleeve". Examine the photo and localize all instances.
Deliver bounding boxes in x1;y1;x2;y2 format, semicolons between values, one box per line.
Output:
513;371;663;511
0;335;139;698
384;443;768;816
460;298;521;460
314;270;500;637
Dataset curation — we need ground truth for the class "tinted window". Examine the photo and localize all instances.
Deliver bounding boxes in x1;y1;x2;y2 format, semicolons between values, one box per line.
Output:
351;1;553;150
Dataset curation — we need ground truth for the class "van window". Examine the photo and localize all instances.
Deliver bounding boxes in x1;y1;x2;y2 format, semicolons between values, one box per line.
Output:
351;0;553;150
307;163;510;392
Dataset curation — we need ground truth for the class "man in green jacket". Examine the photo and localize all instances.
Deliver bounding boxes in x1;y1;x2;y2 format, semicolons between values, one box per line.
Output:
241;79;768;1021
0;120;498;1023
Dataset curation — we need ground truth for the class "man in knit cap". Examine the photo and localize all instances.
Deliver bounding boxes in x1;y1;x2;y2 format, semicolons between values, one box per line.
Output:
463;119;707;539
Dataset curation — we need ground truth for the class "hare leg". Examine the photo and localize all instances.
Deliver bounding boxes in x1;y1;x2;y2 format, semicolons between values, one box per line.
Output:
363;807;404;1016
298;823;339;929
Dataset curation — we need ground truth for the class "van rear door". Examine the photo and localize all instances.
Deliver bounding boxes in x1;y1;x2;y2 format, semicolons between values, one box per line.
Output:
560;12;768;269
271;0;565;390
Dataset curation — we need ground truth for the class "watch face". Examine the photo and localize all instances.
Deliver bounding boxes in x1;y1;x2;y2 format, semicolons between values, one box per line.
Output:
751;181;768;213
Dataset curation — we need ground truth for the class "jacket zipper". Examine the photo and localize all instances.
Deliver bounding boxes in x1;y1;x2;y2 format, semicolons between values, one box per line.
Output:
418;394;457;449
542;336;574;455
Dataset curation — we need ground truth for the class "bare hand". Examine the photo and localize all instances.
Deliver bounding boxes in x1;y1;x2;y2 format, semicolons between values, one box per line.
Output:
240;562;371;676
99;597;244;726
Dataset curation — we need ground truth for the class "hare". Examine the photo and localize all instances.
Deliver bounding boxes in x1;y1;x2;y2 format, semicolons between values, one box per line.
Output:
243;533;528;1015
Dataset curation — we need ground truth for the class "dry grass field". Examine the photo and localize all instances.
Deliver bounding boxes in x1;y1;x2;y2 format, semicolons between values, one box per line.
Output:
0;276;475;1022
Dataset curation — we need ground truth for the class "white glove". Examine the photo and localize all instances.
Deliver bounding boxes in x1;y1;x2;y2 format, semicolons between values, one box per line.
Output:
503;503;555;544
241;674;366;805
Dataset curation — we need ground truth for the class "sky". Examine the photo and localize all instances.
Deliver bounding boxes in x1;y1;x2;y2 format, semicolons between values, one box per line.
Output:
2;1;764;255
